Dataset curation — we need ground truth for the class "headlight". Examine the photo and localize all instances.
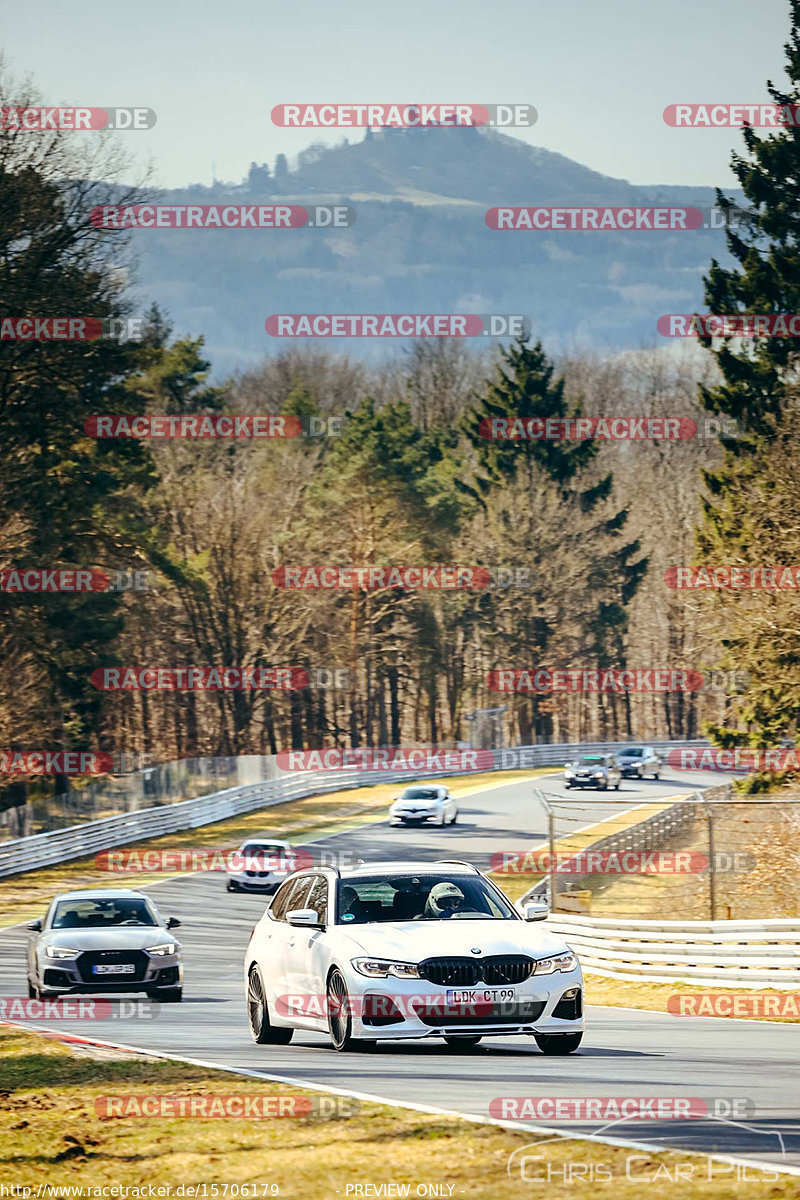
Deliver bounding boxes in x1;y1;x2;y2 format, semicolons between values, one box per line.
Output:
351;958;420;979
533;951;578;975
45;946;80;959
593;770;604;778
564;768;574;776
146;942;176;956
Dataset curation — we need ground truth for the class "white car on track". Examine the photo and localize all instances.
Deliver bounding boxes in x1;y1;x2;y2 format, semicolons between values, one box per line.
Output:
389;785;458;827
244;861;584;1053
226;838;296;894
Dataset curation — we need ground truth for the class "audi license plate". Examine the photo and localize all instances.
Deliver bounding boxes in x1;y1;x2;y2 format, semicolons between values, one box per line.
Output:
92;964;135;975
445;987;516;1005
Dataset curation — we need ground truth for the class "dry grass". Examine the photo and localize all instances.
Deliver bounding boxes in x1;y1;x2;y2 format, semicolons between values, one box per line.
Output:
1;1025;797;1197
579;804;800;920
584;972;800;1022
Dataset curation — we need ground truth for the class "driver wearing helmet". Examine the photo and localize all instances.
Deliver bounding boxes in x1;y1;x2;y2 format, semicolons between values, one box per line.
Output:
422;880;474;919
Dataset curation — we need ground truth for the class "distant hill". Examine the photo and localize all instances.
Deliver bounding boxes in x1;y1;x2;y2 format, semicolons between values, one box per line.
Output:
125;126;741;375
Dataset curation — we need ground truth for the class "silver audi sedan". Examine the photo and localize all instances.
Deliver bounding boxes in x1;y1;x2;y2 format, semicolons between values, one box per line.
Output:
26;889;183;1002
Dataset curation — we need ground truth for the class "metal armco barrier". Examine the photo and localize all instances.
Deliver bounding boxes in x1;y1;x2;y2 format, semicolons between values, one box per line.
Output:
526;794;702;900
0;739;710;879
546;913;800;988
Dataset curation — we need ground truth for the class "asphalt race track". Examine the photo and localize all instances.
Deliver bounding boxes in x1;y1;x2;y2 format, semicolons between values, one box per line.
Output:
2;768;799;1172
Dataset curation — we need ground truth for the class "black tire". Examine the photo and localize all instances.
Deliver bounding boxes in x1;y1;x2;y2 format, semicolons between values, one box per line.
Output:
654;770;661;779
534;1033;583;1055
154;987;183;1003
227;881;237;892
614;780;621;790
327;968;371;1052
564;783;572;789
247;965;293;1044
600;780;608;790
637;765;644;778
450;810;458;824
27;979;39;1000
444;1035;482;1048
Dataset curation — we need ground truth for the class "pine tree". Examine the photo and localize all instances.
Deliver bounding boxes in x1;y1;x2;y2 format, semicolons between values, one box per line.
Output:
461;336;647;741
700;0;800;438
694;1;800;754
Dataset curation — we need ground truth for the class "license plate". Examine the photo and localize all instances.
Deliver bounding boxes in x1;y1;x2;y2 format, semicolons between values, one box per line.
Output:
92;964;135;975
445;987;516;1005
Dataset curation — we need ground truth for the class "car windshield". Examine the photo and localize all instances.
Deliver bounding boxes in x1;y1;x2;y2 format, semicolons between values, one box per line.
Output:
52;898;158;929
620;748;644;757
241;843;291;860
400;788;438;800
336;874;516;924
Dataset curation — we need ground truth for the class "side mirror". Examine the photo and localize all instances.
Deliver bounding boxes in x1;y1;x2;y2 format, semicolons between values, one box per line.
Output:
287;908;323;928
521;901;549;922
166;917;181;930
27;918;42;932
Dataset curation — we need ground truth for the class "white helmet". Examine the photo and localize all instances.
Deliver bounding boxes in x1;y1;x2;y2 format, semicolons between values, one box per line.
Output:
426;881;465;917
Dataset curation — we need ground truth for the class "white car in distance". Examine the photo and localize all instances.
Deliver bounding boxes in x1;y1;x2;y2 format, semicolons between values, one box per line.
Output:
389;785;458;827
226;839;296;894
244;861;584;1053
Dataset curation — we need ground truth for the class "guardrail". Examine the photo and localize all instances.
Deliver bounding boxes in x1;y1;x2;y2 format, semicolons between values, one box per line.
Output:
525;794;703;901
0;738;710;880
545;913;800;988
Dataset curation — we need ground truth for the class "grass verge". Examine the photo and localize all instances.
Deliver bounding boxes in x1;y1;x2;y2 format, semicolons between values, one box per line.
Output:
0;1024;796;1196
584;972;800;1022
0;770;555;929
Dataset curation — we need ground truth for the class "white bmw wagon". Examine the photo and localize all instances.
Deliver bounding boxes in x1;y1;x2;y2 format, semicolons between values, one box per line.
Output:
244;861;583;1053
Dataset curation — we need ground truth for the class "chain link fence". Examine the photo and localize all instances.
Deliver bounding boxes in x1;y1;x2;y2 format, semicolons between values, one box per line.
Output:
508;789;800;921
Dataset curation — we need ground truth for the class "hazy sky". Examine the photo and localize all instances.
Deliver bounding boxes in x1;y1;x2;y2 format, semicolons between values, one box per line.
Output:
3;0;793;190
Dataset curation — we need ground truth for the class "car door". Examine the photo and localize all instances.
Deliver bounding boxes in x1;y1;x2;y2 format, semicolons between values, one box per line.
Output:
260;875;309;1016
285;873;331;1031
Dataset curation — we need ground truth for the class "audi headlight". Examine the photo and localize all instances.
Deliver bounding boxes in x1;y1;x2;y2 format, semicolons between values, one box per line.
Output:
45;946;79;959
146;942;176;956
533;951;578;975
351;958;420;979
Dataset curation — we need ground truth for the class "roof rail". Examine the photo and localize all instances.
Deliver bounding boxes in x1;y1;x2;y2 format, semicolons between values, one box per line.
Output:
433;859;479;872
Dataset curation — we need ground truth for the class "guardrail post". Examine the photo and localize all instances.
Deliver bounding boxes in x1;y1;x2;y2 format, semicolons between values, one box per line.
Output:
699;791;717;921
534;788;556;911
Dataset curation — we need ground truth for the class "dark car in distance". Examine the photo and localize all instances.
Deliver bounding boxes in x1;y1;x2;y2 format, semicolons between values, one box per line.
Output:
616;746;661;779
563;754;621;790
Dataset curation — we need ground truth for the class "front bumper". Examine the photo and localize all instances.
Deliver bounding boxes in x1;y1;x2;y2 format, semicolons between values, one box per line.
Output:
37;951;183;995
228;872;286;892
390;808;439;823
342;969;584;1041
